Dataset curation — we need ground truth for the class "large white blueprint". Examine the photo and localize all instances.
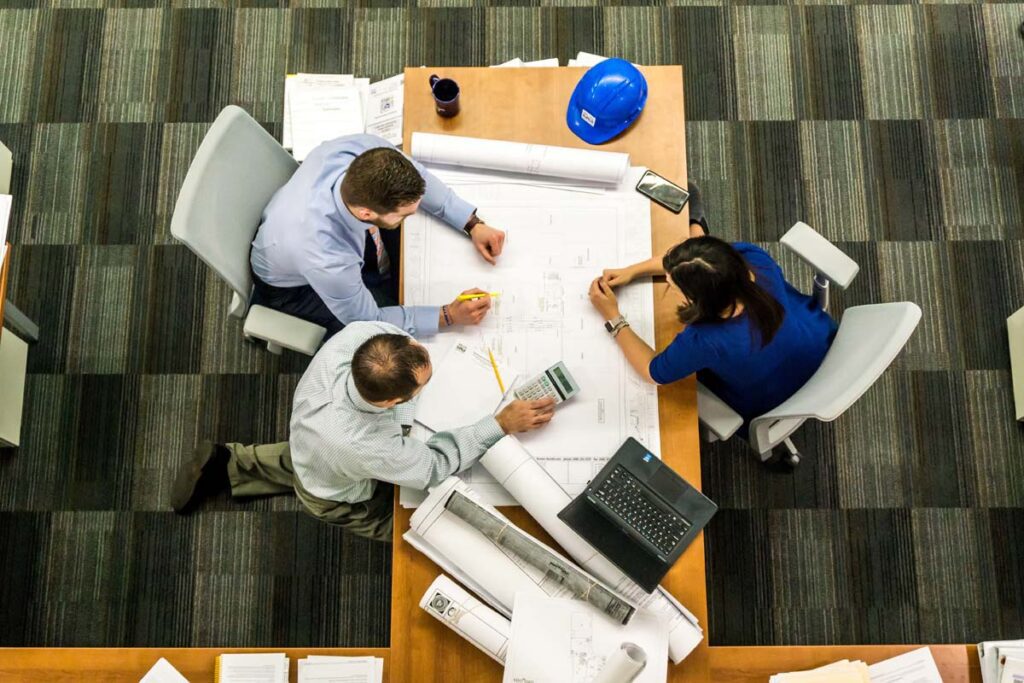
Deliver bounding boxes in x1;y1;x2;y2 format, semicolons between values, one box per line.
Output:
402;161;661;507
503;593;668;683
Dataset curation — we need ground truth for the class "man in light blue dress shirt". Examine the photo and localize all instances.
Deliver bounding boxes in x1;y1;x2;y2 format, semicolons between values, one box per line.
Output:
250;134;506;338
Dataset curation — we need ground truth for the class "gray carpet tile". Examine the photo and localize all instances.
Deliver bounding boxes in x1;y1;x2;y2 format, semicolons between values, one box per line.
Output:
1;0;1023;649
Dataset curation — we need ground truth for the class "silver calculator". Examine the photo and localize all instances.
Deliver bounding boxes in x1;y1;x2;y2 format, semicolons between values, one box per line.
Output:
514;361;580;404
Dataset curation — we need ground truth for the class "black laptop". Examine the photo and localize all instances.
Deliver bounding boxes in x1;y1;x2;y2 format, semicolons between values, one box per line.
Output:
557;437;717;593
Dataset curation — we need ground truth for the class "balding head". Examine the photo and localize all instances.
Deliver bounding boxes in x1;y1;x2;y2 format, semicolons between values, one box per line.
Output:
351;333;432;405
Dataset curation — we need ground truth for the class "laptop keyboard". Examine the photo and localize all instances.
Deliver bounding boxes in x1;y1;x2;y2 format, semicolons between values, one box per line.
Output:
590;465;692;556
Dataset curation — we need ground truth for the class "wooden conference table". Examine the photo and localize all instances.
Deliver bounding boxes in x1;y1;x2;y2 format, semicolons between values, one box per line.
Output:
387;66;983;683
0;67;981;682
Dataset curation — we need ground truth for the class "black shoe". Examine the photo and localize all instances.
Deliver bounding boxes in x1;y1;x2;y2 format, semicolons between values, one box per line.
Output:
687;181;710;236
171;441;231;514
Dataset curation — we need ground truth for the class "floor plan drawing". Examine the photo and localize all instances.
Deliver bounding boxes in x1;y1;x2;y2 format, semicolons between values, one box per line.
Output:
403;169;662;506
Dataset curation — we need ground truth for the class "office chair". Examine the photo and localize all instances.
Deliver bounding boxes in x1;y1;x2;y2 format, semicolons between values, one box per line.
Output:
696;222;922;467
170;105;326;356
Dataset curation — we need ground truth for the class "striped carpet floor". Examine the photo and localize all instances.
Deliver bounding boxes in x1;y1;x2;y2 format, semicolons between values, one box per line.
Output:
1;0;1022;649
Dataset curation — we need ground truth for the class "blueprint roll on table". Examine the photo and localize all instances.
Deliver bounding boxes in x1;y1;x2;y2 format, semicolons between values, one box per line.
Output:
410;132;630;184
419;574;511;664
593;643;647;683
479;436;704;665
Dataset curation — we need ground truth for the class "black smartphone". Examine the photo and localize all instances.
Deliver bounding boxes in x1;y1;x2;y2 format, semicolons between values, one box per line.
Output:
635;169;690;214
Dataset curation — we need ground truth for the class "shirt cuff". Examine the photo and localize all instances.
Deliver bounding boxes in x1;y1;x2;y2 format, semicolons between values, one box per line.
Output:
445;194;477;232
475;416;507;449
411;305;441;337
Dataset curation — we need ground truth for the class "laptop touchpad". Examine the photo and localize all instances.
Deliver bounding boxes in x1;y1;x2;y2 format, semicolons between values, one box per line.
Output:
648;472;687;503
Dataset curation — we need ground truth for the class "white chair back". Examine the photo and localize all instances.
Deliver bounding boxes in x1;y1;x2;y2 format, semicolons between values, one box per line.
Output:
748;302;922;455
170;105;298;316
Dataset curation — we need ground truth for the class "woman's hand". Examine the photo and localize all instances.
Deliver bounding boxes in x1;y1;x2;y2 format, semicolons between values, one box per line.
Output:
601;266;635;288
588;277;621;320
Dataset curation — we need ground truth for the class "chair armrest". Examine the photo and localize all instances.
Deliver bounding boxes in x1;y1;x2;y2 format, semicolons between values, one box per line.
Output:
780;222;859;289
243;305;327;356
696;382;744;441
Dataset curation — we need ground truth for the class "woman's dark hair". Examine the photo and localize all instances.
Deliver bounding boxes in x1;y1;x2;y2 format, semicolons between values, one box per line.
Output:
662;236;785;348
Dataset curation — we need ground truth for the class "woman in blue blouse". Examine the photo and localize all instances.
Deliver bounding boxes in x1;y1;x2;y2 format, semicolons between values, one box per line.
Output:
588;187;836;468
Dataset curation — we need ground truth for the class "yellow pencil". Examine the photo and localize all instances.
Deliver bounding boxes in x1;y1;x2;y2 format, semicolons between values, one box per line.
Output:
487;349;506;393
456;292;501;301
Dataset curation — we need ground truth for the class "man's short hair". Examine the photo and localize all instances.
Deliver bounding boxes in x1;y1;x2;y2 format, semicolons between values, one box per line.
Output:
340;147;426;214
351;333;431;403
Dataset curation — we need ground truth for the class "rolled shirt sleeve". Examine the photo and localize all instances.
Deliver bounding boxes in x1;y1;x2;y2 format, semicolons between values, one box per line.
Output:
350;416;506;491
409;156;477;232
306;264;440;337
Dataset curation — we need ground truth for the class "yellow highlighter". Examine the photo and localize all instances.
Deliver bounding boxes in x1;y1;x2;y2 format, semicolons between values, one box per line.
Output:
487;349;506;394
456;292;501;301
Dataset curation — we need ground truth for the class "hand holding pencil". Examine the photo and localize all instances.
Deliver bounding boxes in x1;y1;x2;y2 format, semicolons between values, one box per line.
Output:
445;288;494;327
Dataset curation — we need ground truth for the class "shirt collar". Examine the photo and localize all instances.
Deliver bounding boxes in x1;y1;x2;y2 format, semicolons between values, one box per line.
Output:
344;373;388;414
332;178;370;235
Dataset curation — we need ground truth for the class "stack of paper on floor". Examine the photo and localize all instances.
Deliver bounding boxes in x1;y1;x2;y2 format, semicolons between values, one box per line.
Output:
297;655;384;683
215;653;288;683
503;593;668;683
770;647;943;683
414;341;515;433
282;72;405;158
979;640;1024;683
139;658;190;683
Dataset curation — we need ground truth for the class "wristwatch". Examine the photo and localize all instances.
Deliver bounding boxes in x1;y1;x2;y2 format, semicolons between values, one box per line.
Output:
604;315;628;335
464;213;483;236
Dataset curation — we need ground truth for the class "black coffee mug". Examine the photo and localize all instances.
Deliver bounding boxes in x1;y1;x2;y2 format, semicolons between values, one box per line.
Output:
429;74;460;118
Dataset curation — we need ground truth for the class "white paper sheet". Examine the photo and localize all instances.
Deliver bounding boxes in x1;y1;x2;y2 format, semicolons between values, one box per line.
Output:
217;653;289;683
478;436;703;664
297;657;381;683
503;593;668;683
364;73;404;146
420;574;512;664
140;658;191;683
867;647;943;683
1001;657;1024;683
410;133;630;185
303;656;382;683
401;161;659;507
770;660;870;683
983;642;1024;683
283;73;355;151
415;341;515;433
492;58;524;67
290;83;365;162
570;51;610;67
522;58;559;67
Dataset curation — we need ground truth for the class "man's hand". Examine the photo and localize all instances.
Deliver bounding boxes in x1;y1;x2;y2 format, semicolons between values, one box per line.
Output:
601;266;635;288
588;277;621;320
496;398;556;434
470;223;505;265
446;288;493;327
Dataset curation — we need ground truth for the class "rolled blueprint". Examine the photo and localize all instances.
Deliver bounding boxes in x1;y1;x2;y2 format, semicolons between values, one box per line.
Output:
410;133;630;184
444;491;636;625
406;478;625;624
593;643;647;683
419;575;511;664
478;436;704;664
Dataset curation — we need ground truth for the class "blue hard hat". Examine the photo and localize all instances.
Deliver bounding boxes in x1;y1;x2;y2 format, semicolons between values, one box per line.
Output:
566;58;648;145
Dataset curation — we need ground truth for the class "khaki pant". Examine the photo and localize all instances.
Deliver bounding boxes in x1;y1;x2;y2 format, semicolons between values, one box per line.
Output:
225;441;394;543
